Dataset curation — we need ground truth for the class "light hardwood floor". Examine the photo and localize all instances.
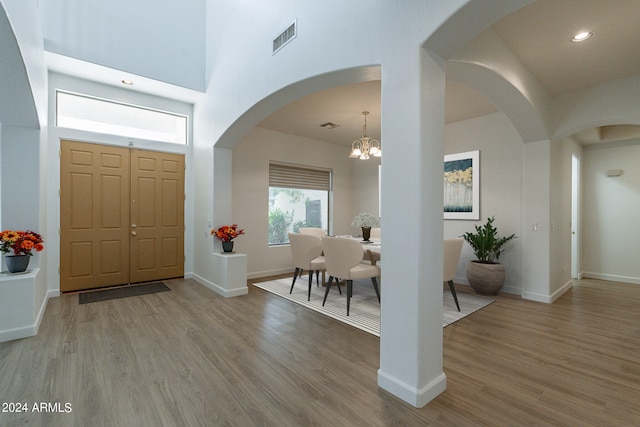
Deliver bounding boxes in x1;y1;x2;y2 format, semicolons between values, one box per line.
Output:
1;276;639;426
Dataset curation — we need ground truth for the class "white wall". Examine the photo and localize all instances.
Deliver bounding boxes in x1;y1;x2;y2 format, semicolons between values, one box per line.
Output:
581;141;640;284
0;0;47;127
351;158;381;223
1;126;41;234
549;137;582;294
231;126;379;278
46;72;195;292
444;112;524;294
0;0;49;342
41;0;206;91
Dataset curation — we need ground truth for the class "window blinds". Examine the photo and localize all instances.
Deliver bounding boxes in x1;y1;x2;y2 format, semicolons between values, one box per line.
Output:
269;162;332;191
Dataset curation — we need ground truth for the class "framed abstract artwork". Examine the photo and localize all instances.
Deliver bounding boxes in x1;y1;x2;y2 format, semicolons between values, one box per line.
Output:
444;150;480;220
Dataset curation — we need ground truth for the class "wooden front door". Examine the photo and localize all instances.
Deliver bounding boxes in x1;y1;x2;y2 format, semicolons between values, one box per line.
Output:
60;141;185;292
129;149;185;283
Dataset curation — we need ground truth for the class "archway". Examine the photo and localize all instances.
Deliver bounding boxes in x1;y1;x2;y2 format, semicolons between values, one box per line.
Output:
205;0;546;409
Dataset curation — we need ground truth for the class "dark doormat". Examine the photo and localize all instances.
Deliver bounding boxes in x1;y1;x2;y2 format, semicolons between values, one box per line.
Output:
79;282;170;304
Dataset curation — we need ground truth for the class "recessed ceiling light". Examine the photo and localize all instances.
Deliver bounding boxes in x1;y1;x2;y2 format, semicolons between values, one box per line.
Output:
121;79;134;85
571;31;593;42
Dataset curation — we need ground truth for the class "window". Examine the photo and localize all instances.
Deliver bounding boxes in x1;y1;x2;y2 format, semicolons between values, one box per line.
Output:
268;162;332;245
56;91;188;145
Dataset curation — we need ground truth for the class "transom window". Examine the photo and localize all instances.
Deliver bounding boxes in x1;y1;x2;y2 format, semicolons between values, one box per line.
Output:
56;91;188;145
268;162;332;245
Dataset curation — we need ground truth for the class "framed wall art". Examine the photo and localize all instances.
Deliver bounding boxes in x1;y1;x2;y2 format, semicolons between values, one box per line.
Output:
444;150;479;220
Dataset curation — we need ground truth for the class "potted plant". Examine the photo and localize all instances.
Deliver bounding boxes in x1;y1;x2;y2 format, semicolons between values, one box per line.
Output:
211;224;245;253
351;213;380;241
0;230;45;273
461;216;516;295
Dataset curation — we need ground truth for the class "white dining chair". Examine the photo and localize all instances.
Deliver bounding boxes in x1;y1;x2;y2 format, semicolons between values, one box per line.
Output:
298;227;327;237
321;236;380;316
288;233;330;301
444;238;464;311
369;227;381;240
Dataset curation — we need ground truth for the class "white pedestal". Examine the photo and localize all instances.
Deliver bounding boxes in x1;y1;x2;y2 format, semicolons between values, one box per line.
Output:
0;268;48;342
211;252;248;297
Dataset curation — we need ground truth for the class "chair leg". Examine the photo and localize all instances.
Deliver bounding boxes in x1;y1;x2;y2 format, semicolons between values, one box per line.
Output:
347;280;353;316
307;270;313;301
448;280;460;311
371;277;381;303
315;270;320;287
322;276;334;306
289;267;300;294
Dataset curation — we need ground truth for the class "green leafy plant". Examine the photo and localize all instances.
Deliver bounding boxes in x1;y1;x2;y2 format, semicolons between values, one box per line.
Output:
461;216;516;264
268;208;293;245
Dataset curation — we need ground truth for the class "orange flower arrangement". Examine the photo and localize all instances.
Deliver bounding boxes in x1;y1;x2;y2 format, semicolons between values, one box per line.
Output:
0;230;45;256
211;224;245;243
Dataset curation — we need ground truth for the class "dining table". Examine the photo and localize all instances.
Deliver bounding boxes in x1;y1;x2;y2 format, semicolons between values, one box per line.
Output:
334;235;381;266
316;235;380;286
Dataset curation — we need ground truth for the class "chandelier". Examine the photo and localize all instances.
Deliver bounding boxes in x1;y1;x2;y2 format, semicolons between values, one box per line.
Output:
349;111;381;160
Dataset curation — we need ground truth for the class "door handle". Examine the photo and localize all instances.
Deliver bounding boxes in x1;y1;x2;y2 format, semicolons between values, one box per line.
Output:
131;224;137;228
131;231;137;236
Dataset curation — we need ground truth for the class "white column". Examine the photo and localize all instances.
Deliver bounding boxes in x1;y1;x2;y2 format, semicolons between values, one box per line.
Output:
522;139;552;302
377;48;447;407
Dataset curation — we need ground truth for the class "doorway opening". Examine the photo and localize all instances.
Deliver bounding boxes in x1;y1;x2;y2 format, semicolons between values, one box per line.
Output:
571;154;580;279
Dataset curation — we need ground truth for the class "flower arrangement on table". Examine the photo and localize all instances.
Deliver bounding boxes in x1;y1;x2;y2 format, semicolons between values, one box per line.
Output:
0;230;45;256
350;213;380;229
211;224;245;242
211;224;245;253
351;213;380;241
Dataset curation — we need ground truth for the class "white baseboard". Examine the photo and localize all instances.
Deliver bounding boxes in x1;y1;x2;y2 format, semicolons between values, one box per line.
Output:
33;290;57;333
581;272;640;285
0;289;55;343
522;280;573;303
0;324;37;343
190;273;248;297
552;280;574;302
377;369;447;408
247;267;294;280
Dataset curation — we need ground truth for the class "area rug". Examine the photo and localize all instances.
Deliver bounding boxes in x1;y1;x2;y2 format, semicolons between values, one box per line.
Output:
79;282;170;304
252;276;494;336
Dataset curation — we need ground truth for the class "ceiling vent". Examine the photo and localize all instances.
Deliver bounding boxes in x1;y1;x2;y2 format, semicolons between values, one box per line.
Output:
273;20;296;54
320;122;340;129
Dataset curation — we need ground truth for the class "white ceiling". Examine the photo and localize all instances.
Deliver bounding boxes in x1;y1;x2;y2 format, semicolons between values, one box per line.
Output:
257;80;501;146
43;0;640;147
258;0;640;147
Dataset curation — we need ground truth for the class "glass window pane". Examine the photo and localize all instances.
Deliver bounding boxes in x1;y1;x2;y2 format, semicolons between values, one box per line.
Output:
56;91;188;145
268;187;329;245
